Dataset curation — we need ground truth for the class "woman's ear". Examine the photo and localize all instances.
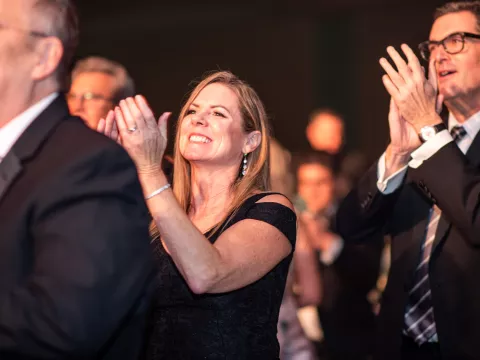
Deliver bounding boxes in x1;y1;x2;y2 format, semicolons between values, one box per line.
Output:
243;131;261;154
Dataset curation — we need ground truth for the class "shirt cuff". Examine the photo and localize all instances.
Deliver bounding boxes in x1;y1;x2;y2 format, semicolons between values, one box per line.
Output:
320;236;344;266
377;152;408;194
409;130;453;168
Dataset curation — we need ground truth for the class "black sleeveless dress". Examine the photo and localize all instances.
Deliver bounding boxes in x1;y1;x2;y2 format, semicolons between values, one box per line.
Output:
145;193;296;359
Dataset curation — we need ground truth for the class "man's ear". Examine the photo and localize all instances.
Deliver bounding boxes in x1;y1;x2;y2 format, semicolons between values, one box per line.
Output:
242;130;262;154
31;37;63;81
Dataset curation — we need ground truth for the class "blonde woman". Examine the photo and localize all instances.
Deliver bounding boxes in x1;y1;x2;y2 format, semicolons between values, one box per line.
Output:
99;71;296;359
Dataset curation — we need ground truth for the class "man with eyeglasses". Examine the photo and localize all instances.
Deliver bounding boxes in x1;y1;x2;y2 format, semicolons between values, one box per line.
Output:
68;56;174;181
336;2;480;360
0;1;154;359
67;56;135;129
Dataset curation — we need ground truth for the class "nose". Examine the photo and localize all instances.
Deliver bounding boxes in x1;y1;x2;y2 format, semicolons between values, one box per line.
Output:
191;112;207;126
432;44;449;63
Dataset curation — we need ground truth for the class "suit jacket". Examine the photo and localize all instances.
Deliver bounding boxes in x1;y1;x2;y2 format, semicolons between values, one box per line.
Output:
336;133;480;360
318;237;383;360
0;96;154;359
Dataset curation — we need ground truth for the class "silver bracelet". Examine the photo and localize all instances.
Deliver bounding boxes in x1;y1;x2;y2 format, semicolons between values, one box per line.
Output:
145;183;171;200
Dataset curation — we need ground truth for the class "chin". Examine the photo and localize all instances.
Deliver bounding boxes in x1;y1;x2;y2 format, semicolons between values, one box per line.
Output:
439;82;465;99
184;156;203;162
84;118;98;129
181;151;207;162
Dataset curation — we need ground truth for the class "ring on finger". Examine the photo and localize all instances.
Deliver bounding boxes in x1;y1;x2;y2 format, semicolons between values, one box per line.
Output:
127;125;138;133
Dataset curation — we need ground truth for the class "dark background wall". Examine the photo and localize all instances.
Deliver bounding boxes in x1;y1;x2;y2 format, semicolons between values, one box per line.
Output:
75;0;445;162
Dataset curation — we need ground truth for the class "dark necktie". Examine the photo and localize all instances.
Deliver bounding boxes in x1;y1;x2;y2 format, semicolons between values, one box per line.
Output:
450;125;467;142
404;205;440;344
403;124;467;344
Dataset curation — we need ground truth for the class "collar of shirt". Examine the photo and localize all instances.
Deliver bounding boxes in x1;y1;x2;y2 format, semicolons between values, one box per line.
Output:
448;110;480;141
0;92;58;160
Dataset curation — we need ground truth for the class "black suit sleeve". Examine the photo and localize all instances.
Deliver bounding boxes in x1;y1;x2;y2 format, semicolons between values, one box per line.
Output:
0;144;153;358
410;142;480;247
336;161;402;243
332;236;384;292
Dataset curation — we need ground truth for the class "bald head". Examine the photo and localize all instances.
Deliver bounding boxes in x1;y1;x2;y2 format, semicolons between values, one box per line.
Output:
306;110;344;154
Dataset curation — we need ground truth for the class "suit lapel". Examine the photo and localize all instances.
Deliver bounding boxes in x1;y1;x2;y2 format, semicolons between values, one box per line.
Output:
432;130;480;253
0;95;71;204
410;200;431;252
407;186;431;275
432;212;449;253
393;178;431;285
0;151;22;203
465;130;480;167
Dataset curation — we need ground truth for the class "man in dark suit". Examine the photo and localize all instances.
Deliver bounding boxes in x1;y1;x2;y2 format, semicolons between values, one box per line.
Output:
297;151;382;360
336;2;480;360
0;1;153;358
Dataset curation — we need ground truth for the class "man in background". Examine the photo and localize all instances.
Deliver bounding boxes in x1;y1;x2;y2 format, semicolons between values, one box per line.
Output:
297;151;382;360
68;55;174;180
306;108;367;200
67;56;135;129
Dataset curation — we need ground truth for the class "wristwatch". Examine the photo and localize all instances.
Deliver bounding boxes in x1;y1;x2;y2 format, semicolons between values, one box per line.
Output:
418;123;447;143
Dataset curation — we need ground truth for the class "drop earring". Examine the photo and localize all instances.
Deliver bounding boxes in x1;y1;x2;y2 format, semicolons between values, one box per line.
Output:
242;153;248;176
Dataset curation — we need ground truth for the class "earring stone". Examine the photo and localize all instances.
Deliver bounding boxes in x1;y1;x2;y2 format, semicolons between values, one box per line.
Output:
242;153;248;176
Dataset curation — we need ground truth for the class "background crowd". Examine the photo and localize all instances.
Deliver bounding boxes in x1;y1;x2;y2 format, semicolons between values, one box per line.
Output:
1;1;480;360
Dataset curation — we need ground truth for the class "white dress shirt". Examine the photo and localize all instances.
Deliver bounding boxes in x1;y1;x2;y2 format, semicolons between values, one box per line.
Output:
377;110;480;193
0;93;58;163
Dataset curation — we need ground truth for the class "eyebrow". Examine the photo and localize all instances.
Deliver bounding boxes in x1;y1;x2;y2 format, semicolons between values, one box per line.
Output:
190;103;231;114
430;31;464;41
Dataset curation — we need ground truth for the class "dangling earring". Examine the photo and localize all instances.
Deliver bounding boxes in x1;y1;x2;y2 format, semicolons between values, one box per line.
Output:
242;153;248;176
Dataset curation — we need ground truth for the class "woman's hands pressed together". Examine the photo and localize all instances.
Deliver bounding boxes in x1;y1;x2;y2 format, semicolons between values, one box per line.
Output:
97;95;171;175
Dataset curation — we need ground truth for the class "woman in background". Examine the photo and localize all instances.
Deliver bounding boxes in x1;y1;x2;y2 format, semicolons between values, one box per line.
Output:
270;139;321;360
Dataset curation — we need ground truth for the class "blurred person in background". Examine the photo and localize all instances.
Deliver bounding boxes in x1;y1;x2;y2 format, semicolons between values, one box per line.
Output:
296;151;383;360
306;108;391;321
271;138;320;360
68;56;173;179
305;108;367;200
67;56;135;129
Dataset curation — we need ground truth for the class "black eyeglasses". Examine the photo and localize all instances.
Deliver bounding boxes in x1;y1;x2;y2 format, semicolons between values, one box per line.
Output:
418;32;480;61
0;22;50;38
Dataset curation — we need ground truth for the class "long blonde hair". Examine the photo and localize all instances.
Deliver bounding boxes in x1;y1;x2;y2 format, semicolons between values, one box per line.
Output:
269;138;295;199
172;71;271;234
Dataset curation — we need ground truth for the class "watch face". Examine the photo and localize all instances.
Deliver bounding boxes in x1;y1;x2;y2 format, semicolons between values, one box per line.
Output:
421;126;436;140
